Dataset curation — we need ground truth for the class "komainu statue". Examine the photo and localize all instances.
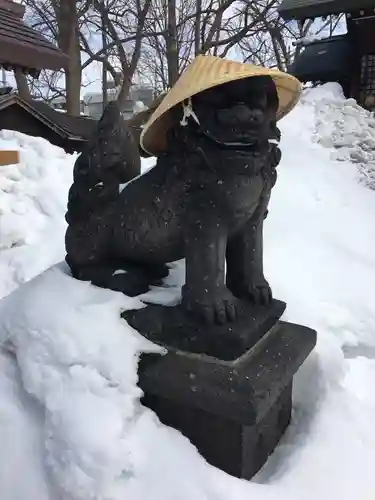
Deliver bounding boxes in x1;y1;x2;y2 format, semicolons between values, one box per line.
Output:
65;55;301;326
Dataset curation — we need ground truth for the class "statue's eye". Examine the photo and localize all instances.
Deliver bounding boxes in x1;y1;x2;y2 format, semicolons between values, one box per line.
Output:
194;87;225;107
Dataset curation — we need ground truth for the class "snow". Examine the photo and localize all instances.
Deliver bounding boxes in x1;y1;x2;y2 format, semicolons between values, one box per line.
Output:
302;82;375;189
133;100;147;114
0;130;76;298
1;83;375;499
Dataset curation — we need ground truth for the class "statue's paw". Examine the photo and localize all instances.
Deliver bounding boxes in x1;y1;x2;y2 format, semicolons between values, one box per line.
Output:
244;279;272;306
182;288;239;325
200;294;239;325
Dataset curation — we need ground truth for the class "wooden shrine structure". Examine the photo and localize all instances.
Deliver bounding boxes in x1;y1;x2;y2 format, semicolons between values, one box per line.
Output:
0;0;97;156
0;0;68;76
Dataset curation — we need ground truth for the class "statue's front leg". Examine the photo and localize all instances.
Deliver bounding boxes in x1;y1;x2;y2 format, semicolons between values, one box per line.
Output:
181;209;238;325
226;188;272;306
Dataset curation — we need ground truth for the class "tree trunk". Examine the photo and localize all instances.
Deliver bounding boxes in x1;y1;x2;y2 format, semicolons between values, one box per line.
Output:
269;28;284;70
116;72;132;109
101;10;108;110
166;0;179;86
113;0;152;108
55;0;82;115
14;68;31;100
194;0;202;56
65;65;82;115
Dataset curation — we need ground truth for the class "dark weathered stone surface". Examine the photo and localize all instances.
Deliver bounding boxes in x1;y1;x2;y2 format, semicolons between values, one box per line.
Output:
142;383;292;479
65;76;282;326
122;299;286;361
64;74;317;480
138;321;317;479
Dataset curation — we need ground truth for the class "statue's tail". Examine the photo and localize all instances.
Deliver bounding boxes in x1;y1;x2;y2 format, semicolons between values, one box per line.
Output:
65;101;142;279
64;97;163;279
65;101;141;226
72;100;142;187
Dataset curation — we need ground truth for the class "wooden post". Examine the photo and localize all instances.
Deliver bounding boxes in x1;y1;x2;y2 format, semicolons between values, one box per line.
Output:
0;150;20;166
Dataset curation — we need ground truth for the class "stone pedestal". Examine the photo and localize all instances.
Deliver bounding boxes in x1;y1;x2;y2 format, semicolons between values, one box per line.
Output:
124;299;287;360
134;319;316;479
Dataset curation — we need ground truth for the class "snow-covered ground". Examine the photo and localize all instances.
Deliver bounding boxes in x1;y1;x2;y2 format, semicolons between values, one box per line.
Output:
0;84;375;500
0;130;76;298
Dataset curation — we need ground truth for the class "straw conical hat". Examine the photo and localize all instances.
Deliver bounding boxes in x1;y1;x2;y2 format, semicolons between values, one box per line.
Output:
140;55;302;156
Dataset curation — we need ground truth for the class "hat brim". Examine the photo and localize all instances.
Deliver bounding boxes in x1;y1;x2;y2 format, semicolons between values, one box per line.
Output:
127;93;167;157
140;56;302;157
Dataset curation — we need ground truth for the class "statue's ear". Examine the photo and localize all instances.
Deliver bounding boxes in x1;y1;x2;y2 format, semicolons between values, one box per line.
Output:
270;144;281;168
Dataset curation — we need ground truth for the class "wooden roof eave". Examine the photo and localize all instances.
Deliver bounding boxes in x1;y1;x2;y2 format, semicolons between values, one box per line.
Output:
0;0;25;18
0;37;69;72
0;94;83;141
0;4;70;72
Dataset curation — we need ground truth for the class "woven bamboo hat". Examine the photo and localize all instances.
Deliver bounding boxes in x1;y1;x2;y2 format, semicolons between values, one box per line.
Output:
140;55;302;156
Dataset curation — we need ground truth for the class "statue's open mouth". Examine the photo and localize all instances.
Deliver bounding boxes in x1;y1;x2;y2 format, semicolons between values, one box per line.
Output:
200;128;280;151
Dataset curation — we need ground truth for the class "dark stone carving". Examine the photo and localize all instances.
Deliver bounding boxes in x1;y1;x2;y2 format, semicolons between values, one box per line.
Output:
64;74;317;480
122;299;286;361
138;321;317;479
65;76;282;326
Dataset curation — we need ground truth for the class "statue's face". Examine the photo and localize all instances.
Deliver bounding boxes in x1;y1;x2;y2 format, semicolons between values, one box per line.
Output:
190;76;278;147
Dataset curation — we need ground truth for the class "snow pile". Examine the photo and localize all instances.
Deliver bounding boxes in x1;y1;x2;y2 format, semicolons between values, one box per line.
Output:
0;130;75;298
302;82;375;189
0;129;155;301
1;87;375;499
0;264;164;500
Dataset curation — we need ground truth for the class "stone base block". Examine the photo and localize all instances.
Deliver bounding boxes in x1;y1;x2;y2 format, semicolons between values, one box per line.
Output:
123;299;286;360
137;321;316;479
